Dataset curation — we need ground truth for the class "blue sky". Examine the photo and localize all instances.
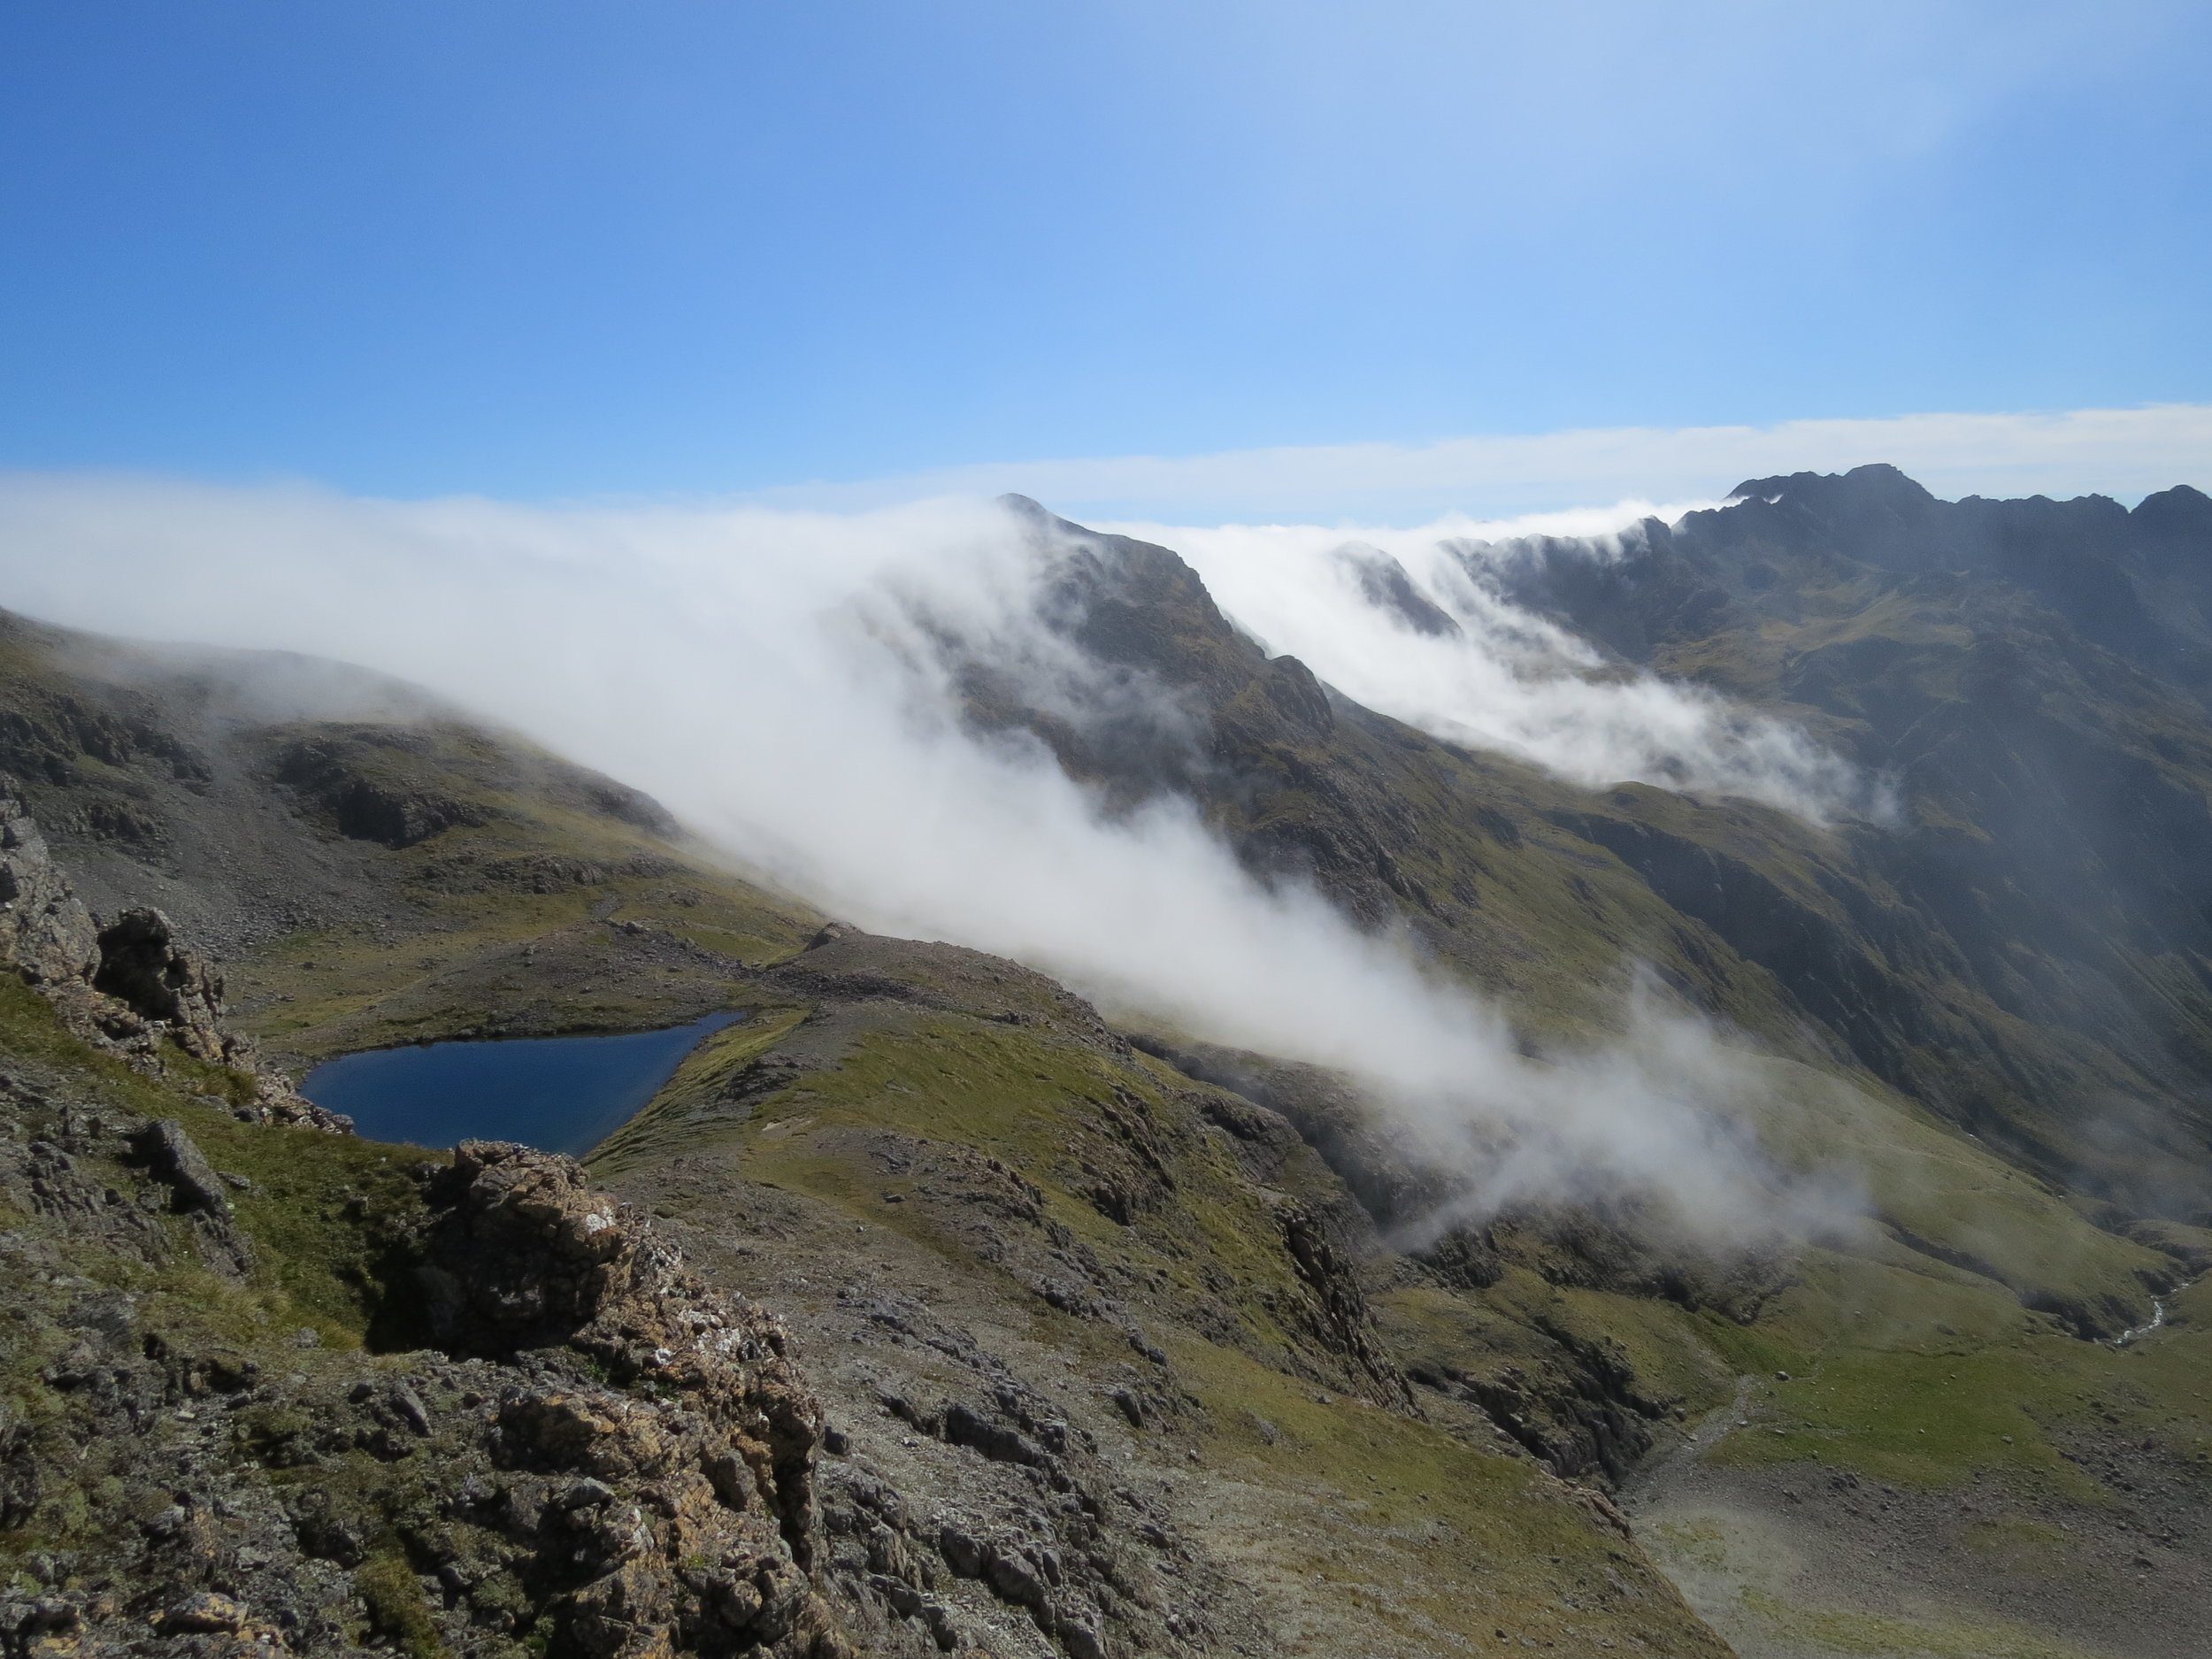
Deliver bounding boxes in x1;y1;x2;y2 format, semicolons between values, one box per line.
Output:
3;2;2208;511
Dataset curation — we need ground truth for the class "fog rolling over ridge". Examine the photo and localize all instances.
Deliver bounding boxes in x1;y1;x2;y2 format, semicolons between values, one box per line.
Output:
1115;507;1894;824
0;474;1893;1238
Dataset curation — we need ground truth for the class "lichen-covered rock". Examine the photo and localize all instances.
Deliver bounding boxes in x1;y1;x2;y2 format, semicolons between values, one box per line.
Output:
127;1117;258;1279
411;1141;850;1658
132;1118;234;1216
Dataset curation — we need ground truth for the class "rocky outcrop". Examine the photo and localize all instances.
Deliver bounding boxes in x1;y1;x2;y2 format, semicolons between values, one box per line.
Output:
261;721;675;851
270;728;493;849
398;1141;851;1659
93;907;238;1067
0;777;344;1132
419;1142;831;1548
128;1116;259;1279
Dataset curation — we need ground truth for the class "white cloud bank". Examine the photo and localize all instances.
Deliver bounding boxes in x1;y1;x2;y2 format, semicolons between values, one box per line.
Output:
0;473;1859;1239
749;403;2212;526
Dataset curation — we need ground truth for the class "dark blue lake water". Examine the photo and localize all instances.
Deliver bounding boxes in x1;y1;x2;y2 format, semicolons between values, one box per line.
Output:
302;1011;742;1156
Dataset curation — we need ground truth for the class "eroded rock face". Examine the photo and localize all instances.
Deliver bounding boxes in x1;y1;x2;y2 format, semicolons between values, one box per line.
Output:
0;779;99;987
270;728;490;849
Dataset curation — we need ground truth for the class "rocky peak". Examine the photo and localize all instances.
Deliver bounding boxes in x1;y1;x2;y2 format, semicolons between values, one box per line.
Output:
2131;482;2212;567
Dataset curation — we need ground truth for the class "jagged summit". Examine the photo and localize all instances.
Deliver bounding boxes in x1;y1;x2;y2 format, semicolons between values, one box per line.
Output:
1727;459;1941;515
1710;459;2194;570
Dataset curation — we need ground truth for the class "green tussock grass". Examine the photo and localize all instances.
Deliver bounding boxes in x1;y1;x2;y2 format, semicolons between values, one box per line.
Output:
1645;1240;2212;1494
355;1551;447;1658
721;1015;1378;1372
1165;1335;1728;1655
1733;1589;2108;1659
588;1005;810;1174
173;1107;446;1348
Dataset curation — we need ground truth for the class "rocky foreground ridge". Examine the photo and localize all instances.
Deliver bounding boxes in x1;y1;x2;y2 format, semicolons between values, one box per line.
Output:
1;1120;854;1659
0;780;843;1657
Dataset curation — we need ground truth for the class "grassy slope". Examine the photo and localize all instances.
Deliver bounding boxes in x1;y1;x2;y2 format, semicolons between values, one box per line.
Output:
712;969;2212;1655
1632;1275;2212;1658
0;976;440;1349
588;958;1735;1655
229;796;819;1062
207;718;823;1061
623;972;2193;1648
1390;1042;2196;1464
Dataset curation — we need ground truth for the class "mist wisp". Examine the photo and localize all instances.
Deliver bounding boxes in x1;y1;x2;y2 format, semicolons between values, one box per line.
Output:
0;474;1873;1242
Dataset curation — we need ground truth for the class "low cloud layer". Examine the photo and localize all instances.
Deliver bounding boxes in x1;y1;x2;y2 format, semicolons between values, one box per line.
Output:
755;403;2212;525
0;473;1861;1239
